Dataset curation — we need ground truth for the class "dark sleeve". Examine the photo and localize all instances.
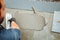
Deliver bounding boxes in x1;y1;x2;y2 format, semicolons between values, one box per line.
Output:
0;25;5;30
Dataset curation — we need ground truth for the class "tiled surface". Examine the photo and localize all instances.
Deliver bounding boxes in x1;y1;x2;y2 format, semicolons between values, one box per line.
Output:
2;8;60;40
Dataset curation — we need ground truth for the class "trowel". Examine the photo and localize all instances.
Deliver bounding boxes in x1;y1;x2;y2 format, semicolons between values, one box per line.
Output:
6;13;12;29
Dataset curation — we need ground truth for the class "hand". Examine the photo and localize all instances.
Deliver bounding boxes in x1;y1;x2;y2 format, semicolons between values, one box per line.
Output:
8;18;16;23
8;18;20;29
11;21;20;29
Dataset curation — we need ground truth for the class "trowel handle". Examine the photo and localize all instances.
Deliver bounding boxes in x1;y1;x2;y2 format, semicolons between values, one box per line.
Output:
8;18;16;26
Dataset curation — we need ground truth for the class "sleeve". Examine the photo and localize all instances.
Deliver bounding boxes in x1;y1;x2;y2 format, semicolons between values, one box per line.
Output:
0;29;21;40
10;29;21;40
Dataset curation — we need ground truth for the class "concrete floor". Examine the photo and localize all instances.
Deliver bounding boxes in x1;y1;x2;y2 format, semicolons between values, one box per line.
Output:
2;8;60;40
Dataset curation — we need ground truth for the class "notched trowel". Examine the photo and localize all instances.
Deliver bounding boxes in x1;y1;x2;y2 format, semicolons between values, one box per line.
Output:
6;13;12;29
